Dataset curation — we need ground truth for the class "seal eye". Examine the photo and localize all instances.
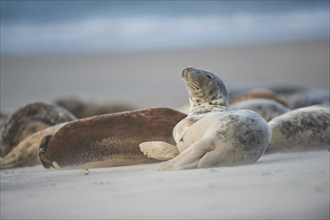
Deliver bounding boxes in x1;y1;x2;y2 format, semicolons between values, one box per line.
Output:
206;74;212;80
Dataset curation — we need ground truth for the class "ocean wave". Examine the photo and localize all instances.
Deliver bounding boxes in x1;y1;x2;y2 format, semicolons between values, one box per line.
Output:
1;8;329;54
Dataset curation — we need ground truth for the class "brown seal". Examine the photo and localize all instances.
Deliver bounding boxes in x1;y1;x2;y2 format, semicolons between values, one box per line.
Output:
39;108;186;169
229;88;289;107
0;123;67;169
0;102;76;157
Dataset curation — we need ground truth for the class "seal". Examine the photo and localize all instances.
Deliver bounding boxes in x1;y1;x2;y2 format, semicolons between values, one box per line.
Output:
0;122;67;169
230;99;290;121
285;90;330;109
266;105;330;153
39;108;186;169
229;88;289;107
0;102;76;157
140;67;272;170
55;96;134;118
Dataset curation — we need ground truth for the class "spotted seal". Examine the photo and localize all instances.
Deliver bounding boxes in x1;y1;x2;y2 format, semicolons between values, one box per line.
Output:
230;99;290;122
0;123;67;169
266;105;329;153
285;90;330;109
140;67;272;170
0;102;76;157
39;108;186;169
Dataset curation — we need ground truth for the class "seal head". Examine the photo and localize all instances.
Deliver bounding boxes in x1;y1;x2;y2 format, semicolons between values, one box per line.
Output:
0;102;76;157
182;67;229;116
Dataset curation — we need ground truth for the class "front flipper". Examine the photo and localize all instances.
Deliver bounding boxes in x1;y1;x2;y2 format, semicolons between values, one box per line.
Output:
139;141;179;161
157;139;213;170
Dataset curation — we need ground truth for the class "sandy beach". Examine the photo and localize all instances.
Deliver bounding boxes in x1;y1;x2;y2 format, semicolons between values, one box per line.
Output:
1;1;329;218
1;150;329;219
1;39;329;219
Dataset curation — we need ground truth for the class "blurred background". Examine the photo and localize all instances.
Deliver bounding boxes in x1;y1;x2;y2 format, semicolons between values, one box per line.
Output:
1;0;329;113
1;1;329;53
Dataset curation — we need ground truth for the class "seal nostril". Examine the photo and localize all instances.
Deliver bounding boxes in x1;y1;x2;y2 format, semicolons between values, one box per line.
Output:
181;67;195;77
182;67;190;77
181;70;186;78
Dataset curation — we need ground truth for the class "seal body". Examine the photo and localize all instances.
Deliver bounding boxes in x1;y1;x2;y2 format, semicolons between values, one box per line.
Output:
230;99;290;121
266;105;330;153
0;102;76;157
229;88;289;107
39;108;186;169
55;96;134;118
285;90;330;109
171;110;271;169
140;67;272;170
0;123;67;169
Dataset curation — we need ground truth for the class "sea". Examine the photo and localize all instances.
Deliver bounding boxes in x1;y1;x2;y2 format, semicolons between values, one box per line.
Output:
1;0;329;54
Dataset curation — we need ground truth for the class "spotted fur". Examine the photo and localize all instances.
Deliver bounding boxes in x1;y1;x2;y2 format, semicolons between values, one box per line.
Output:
0;123;67;169
266;105;329;153
0;102;76;157
230;99;290;121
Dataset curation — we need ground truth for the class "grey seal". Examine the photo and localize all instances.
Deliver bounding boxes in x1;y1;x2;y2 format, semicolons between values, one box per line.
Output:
0;102;76;157
230;99;290;121
140;67;272;170
285;90;330;109
266;105;329;153
0;123;67;169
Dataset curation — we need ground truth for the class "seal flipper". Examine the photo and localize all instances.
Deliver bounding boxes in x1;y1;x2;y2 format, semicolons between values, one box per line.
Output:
139;141;179;161
157;139;214;170
0;153;19;169
39;135;53;169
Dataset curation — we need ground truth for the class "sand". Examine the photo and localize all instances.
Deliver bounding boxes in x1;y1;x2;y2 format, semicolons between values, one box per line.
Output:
1;39;329;219
1;150;329;219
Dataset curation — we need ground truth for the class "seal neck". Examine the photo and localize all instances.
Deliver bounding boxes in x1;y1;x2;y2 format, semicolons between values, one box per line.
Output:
188;104;228;117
